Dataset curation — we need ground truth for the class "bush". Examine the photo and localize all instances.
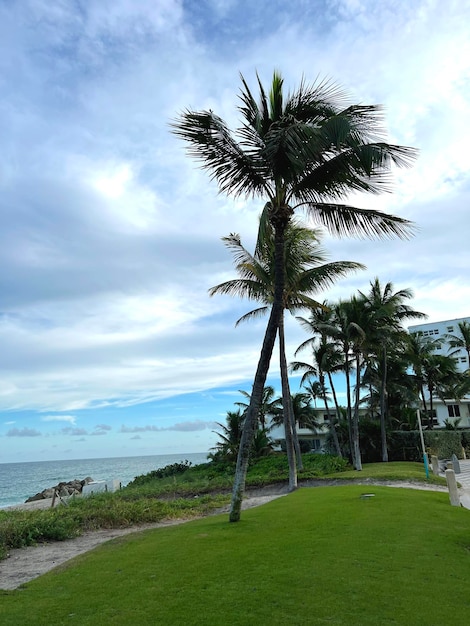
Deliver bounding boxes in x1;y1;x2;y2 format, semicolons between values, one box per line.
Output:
424;430;463;459
127;461;193;487
0;508;81;552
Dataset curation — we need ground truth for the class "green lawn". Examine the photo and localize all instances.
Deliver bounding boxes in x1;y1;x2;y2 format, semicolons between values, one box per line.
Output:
2;485;469;625
326;460;445;483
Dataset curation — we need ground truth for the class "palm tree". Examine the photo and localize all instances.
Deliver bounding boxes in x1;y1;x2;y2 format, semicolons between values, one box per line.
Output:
359;278;426;461
295;304;345;429
235;386;281;430
173;72;416;521
209;410;245;462
210;222;362;488
445;321;470;369
271;392;321;433
423;354;462;426
303;380;326;409
291;339;343;457
406;332;444;427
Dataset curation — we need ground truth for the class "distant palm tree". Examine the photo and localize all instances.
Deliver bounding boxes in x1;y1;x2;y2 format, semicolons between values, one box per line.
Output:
291;339;343;457
303;380;325;408
235;386;281;430
210;410;245;462
445;321;470;369
210;409;273;462
271;392;321;432
359;278;426;461
406;332;443;428
173;71;416;521
421;354;461;427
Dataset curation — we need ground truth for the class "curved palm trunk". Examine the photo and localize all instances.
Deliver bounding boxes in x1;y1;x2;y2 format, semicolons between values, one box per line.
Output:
230;217;288;522
353;352;363;471
380;344;389;462
278;315;298;489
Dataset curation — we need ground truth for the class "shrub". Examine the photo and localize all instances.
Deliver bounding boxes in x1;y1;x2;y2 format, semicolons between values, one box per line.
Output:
127;460;193;487
424;431;463;459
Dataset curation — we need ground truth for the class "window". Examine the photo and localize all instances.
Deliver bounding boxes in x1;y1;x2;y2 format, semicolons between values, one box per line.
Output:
447;326;454;332
434;329;439;335
461;357;467;363
448;404;461;418
323;414;331;422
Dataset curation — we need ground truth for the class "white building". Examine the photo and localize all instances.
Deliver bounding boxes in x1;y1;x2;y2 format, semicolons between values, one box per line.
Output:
408;317;470;427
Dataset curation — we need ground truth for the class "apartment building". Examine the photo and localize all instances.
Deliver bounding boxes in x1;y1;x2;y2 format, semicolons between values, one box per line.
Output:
408;317;470;427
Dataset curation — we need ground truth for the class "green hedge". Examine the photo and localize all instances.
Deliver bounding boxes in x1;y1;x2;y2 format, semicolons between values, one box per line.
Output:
424;431;463;459
389;430;470;461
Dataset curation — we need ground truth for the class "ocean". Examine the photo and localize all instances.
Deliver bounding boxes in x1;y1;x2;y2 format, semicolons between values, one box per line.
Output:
0;452;209;509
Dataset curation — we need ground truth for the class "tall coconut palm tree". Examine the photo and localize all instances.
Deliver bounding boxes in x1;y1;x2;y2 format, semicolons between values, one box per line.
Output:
173;72;416;521
210;222;361;488
359;278;426;461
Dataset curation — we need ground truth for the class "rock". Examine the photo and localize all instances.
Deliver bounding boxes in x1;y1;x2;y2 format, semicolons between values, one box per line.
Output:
24;478;94;503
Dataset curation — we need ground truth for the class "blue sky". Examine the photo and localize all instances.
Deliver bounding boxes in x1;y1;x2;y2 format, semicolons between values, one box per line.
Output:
1;0;470;463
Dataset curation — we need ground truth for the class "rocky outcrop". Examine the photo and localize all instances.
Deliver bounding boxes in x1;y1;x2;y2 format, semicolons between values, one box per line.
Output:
25;477;94;503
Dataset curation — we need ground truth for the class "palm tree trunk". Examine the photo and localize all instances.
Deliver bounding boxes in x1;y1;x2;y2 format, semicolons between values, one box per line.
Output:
353;353;363;471
278;314;298;488
380;344;389;462
429;384;434;430
320;371;342;457
327;371;343;458
344;348;355;466
229;216;288;522
419;383;430;428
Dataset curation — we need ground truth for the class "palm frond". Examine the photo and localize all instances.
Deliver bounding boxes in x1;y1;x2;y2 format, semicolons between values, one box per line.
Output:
303;203;415;240
236;307;269;326
170;110;270;198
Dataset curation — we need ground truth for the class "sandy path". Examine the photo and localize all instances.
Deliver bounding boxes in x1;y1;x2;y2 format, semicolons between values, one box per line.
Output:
0;482;451;591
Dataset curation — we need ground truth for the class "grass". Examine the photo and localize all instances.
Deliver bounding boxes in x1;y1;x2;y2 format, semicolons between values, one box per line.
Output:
1;485;469;625
0;456;445;562
326;460;447;484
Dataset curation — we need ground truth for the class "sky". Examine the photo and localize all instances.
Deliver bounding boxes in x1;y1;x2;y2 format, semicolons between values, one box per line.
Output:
1;0;470;463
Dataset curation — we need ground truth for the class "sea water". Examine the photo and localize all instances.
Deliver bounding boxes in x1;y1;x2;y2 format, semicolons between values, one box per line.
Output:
0;452;209;508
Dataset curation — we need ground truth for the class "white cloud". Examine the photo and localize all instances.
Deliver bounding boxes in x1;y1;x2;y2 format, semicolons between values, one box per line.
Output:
1;0;470;460
41;415;76;425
